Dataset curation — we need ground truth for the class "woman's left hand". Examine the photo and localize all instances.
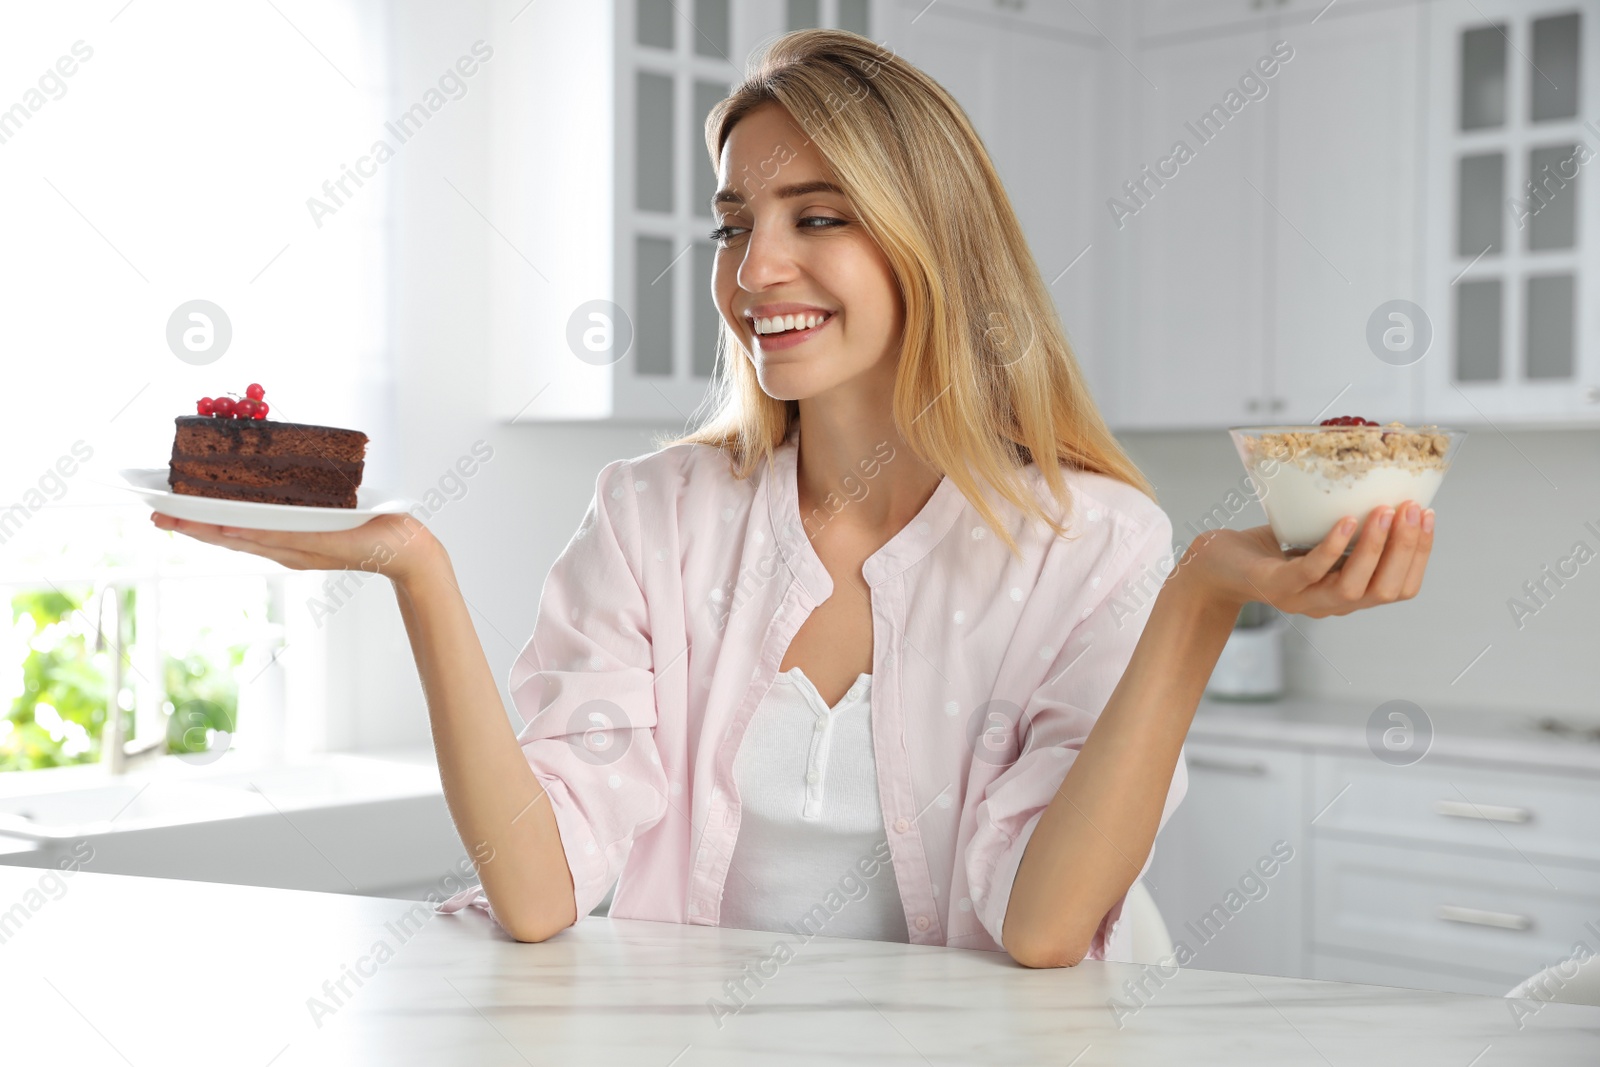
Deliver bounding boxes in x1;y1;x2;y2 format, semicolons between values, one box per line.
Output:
1181;501;1435;618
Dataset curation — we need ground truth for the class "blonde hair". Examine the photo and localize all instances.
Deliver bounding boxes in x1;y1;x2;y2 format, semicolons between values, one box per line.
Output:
659;28;1153;556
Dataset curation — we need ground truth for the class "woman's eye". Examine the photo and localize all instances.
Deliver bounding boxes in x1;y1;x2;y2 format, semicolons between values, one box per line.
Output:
707;216;847;246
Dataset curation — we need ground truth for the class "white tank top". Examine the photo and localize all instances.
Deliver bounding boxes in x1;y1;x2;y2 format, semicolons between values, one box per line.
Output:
717;667;909;943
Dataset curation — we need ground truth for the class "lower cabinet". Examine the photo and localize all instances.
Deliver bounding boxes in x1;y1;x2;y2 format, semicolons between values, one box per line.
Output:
1144;741;1309;978
1148;732;1600;998
1309;835;1600;996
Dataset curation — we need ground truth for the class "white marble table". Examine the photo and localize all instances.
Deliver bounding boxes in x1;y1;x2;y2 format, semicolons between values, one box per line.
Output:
2;867;1596;1065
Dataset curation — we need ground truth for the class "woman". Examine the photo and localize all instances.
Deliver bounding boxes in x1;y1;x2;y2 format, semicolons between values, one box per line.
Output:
152;30;1435;968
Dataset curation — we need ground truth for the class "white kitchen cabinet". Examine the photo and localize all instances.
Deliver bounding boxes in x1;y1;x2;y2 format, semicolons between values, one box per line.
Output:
489;1;885;423
1144;740;1310;978
1268;3;1424;425
1122;4;1428;428
1308;749;1600;995
1136;0;1283;39
1136;0;1425;40
1310;750;1600;866
612;0;757;422
899;0;1097;35
1124;0;1597;428
1161;702;1600;998
889;2;1114;412
492;0;1118;424
1419;0;1600;425
490;1;1595;426
1309;835;1600;995
1121;29;1273;428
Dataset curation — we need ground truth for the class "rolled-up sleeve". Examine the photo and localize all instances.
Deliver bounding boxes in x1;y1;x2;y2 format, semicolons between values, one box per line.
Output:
965;505;1188;961
503;458;671;924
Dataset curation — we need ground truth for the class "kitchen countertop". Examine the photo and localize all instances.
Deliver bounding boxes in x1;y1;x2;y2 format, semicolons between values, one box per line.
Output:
1193;694;1600;774
3;868;1597;1065
0;746;443;801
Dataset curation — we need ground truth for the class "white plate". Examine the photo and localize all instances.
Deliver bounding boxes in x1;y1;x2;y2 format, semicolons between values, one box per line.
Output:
117;468;412;532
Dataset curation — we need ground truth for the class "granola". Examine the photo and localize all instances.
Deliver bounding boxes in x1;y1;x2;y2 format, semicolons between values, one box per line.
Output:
1239;422;1453;482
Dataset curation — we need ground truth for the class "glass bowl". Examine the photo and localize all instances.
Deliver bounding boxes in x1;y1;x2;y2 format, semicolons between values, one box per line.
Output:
1228;423;1465;553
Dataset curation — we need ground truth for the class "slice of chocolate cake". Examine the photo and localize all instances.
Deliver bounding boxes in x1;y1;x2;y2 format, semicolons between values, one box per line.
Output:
169;416;368;508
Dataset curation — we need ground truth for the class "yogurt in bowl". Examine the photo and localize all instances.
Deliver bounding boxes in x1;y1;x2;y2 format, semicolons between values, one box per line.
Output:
1229;419;1464;553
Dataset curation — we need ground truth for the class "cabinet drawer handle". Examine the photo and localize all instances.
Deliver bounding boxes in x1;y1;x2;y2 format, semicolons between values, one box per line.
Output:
1432;799;1531;823
1437;904;1533;931
1188;756;1269;776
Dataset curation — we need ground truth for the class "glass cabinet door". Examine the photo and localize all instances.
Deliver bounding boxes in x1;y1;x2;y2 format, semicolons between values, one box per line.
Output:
616;1;877;419
619;0;738;419
1433;2;1592;421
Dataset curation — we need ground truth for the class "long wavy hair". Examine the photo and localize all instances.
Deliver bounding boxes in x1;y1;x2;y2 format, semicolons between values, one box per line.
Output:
659;28;1153;555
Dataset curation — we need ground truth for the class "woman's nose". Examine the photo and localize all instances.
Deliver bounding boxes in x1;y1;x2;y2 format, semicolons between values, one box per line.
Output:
736;223;799;292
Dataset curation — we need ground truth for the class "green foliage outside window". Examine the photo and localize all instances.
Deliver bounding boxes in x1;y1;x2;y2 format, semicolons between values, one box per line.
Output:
164;649;242;756
1;585;244;773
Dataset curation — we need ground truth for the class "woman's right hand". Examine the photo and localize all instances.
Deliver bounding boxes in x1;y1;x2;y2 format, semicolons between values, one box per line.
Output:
150;511;443;584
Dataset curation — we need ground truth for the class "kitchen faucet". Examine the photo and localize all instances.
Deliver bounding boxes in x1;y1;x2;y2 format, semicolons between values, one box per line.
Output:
94;584;165;775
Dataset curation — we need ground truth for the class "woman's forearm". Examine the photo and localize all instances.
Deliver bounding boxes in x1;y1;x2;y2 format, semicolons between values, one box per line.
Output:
392;547;577;941
1001;566;1241;967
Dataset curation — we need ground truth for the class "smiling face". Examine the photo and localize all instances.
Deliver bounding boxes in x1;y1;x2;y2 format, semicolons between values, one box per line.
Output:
711;102;905;402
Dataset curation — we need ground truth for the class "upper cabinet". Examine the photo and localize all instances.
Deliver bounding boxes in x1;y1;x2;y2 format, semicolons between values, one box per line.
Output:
1118;0;1595;430
1268;5;1425;426
1120;27;1274;429
885;1;1114;412
492;0;1593;428
491;1;878;423
616;1;879;421
491;0;1120;424
1119;3;1424;430
1419;1;1599;424
612;0;742;422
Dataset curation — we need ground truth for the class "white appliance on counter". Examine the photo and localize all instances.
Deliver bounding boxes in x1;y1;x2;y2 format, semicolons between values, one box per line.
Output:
1205;602;1285;701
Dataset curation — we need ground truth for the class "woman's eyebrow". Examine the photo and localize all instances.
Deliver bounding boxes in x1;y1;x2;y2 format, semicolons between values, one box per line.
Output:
709;179;846;213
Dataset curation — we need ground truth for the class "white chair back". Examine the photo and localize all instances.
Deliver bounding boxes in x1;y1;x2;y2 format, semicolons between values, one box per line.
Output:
1123;879;1174;966
1506;953;1600;1008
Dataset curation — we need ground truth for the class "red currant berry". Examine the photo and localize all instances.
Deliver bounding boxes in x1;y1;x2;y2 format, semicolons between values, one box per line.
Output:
236;398;257;419
253;401;269;419
213;397;236;418
197;397;215;416
246;383;265;401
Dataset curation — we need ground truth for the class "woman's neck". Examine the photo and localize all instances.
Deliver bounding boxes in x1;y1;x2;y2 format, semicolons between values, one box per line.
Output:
793;394;944;540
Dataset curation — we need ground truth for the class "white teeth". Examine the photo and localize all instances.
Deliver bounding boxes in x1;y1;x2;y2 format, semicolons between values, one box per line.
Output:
754;312;829;335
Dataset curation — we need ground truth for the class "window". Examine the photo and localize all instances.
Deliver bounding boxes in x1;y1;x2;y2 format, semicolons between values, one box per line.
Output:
0;1;390;772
